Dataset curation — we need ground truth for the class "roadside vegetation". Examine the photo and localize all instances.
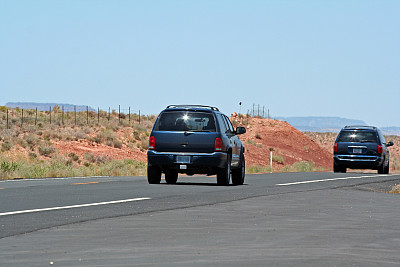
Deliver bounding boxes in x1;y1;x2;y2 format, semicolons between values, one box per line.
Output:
246;160;324;174
0;106;154;179
1;107;399;184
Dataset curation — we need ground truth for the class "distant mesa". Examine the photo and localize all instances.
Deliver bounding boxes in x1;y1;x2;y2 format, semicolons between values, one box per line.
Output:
278;116;400;136
277;116;367;132
5;102;96;112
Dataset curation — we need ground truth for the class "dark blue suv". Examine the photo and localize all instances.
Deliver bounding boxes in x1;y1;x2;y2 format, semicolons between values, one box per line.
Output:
333;126;394;174
147;105;246;185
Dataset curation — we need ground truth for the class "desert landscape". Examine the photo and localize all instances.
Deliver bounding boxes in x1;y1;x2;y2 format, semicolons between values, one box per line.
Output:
1;107;399;179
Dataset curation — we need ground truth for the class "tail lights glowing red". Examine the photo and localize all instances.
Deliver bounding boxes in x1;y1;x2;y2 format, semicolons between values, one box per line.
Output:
378;145;382;154
214;137;223;151
334;143;338;153
149;136;155;150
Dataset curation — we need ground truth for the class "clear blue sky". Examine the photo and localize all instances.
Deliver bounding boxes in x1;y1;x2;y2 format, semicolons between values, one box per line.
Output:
1;0;399;127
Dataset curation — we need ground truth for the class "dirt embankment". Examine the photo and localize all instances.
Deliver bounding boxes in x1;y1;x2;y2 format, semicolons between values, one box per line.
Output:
232;116;333;171
52;127;147;163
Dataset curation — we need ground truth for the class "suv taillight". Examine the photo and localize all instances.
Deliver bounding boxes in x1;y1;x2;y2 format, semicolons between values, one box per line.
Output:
149;136;155;150
334;143;338;153
215;137;223;151
378;145;382;154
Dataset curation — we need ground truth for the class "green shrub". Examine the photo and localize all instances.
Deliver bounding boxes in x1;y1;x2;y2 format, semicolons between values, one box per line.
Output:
246;140;256;145
29;152;38;159
1;161;20;172
68;153;80;162
272;155;285;164
38;145;55;157
291;161;315;172
1;141;12;151
84;153;111;164
137;139;148;152
133;131;141;141
246;165;271;173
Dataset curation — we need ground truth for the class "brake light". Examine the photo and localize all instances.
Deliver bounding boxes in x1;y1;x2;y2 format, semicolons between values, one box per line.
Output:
214;137;223;151
149;136;155;150
334;143;338;153
378;145;382;154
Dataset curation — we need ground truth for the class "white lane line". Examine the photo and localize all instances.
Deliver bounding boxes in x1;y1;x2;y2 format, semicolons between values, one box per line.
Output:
0;197;151;217
276;174;392;186
0;176;109;183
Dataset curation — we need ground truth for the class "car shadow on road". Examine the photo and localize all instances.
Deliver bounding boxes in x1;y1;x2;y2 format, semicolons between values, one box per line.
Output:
161;182;248;187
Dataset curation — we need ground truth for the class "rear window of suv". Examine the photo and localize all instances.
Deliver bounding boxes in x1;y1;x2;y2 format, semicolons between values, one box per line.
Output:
155;111;216;132
337;130;378;143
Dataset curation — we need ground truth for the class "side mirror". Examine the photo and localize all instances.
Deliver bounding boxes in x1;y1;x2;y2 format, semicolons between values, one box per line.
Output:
235;126;246;135
387;141;394;147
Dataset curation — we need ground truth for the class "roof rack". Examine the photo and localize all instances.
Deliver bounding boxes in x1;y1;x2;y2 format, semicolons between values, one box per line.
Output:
343;125;376;129
166;105;219;111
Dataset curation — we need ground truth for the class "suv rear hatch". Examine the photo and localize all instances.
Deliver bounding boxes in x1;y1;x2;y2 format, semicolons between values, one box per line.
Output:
152;110;219;153
336;130;380;159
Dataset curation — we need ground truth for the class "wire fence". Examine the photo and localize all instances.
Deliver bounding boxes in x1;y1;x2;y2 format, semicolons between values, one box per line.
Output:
0;105;146;129
247;104;271;119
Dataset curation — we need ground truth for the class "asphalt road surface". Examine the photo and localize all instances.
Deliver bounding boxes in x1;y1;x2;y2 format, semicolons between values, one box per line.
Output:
1;172;400;266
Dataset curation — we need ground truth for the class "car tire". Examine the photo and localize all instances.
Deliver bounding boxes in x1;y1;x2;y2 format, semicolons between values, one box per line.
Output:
385;162;390;174
147;165;161;184
217;154;231;186
378;161;385;174
333;163;346;173
232;154;245;185
378;159;389;174
165;170;178;184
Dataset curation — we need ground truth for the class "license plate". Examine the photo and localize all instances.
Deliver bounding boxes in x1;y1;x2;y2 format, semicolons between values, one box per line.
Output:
176;156;191;164
353;148;362;154
180;165;187;170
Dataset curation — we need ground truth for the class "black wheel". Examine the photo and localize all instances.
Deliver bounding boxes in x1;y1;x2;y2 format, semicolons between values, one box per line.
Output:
333;163;346;173
385;162;390;174
217;154;231;186
378;159;388;174
165;170;178;184
232;155;245;185
147;165;161;184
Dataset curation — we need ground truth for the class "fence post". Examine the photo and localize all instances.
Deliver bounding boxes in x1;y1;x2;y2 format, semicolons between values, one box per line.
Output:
118;105;121;124
98;107;100;123
35;108;37;125
269;147;274;173
74;106;77;125
49;106;52;124
86;106;89;125
62;106;64;125
128;107;130;124
139;110;141;124
7;108;9;129
108;107;110;122
21;109;24;128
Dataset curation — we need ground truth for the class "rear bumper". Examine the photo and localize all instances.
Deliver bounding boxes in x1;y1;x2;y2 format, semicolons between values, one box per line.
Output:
147;150;227;173
333;154;384;169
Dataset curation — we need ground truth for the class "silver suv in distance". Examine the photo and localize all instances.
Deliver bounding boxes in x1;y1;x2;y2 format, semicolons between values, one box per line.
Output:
333;126;394;173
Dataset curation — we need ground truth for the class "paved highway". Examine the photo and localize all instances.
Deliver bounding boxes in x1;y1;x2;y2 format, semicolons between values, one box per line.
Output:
1;172;400;266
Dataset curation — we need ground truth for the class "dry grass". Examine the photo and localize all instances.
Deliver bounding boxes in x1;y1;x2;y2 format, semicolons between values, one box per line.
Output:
0;107;155;179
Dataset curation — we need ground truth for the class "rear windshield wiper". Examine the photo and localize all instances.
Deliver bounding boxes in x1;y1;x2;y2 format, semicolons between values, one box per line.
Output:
359;140;375;143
